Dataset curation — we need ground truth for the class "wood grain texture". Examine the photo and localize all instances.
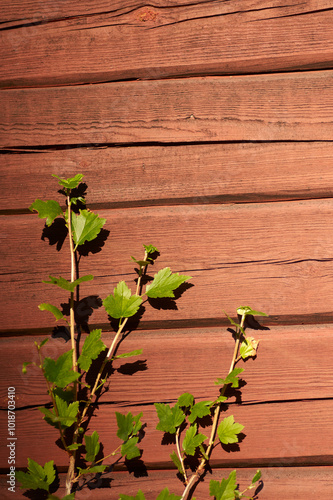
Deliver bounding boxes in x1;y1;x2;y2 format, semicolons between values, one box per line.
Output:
0;324;332;407
2;142;333;211
2;71;333;147
1;199;333;332
1;1;333;87
2;467;333;499
1;399;332;470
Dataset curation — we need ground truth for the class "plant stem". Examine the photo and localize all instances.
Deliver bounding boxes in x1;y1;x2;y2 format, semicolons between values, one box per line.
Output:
176;427;188;484
66;193;78;495
180;314;246;500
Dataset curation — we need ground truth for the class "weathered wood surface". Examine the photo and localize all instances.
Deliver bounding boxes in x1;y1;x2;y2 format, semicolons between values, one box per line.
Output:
1;199;333;333
2;467;333;500
1;397;332;470
1;1;333;87
2;71;333;147
1;325;332;408
2;142;333;212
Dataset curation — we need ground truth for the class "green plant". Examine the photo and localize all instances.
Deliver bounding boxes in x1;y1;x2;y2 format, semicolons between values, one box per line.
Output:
154;306;265;500
17;174;191;498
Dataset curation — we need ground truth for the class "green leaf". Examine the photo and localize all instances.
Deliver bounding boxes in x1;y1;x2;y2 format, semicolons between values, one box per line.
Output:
116;411;143;441
223;310;240;329
42;274;94;292
39;396;79;428
47;495;75;500
155;403;185;434
215;368;244;388
43;350;80;388
38;303;64;322
16;458;55;492
177;392;194;409
118;491;146;500
143;244;159;254
77;329;106;371
53;387;74;402
170;451;184;477
209;470;237;500
72;209;106;247
67;443;81;451
182;424;207;456
52;173;84;190
239;337;259;360
121;436;141;460
188;400;213;423
131;256;152;267
252;469;261;484
77;465;107;475
236;306;268;318
103;281;142;319
85;430;100;462
156;488;182;500
29;199;63;226
217;415;244;445
146;267;191;298
113;349;143;360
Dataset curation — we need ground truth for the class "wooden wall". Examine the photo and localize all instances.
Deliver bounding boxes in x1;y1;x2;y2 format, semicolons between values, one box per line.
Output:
1;1;333;498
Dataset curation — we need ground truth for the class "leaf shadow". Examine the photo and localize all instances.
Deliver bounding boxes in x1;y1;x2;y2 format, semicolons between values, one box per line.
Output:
148;282;194;311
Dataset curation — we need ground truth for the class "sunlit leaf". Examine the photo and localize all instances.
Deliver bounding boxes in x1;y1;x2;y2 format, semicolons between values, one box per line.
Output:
77;329;106;371
217;415;244;445
38;303;64;322
146;267;191;299
103;281;142;319
29;199;63;226
72;209;106;247
52;174;84;190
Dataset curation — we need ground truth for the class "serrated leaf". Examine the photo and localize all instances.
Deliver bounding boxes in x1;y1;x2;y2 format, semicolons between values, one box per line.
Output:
156;488;182;500
223;310;239;329
72;209;106;247
16;458;55;492
47;494;75;500
52;173;84;190
182;424;207;456
215;367;244;388
209;470;237;500
155;403;185;434
177;392;194;409
85;430;100;462
118;491;146;500
77;465;107;475
29;199;63;226
43;350;80;388
113;349;143;360
143;244;159;254
146;267;191;299
42;274;94;293
77;329;106;371
217;415;244;445
40;396;79;428
103;281;142;319
170;451;184;476
236;306;268;318
240;337;260;360
188;400;213;423
116;411;143;441
121;436;141;460
38;303;64;322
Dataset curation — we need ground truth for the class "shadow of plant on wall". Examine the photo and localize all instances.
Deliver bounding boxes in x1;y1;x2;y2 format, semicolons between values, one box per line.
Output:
16;173;192;499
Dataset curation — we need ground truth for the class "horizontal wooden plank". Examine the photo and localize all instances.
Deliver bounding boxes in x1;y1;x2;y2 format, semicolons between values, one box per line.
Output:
2;466;333;500
1;199;333;332
2;72;333;147
0;325;332;408
1;1;333;87
1;399;332;470
2;142;333;211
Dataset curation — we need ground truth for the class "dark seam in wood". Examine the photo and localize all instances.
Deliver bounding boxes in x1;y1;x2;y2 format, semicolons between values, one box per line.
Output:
249;6;333;22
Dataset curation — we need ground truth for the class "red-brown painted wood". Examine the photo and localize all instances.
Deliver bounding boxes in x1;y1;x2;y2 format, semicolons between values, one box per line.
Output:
2;466;333;500
2;72;333;147
2;142;333;211
1;199;333;332
1;1;333;87
1;399;332;470
0;325;332;409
